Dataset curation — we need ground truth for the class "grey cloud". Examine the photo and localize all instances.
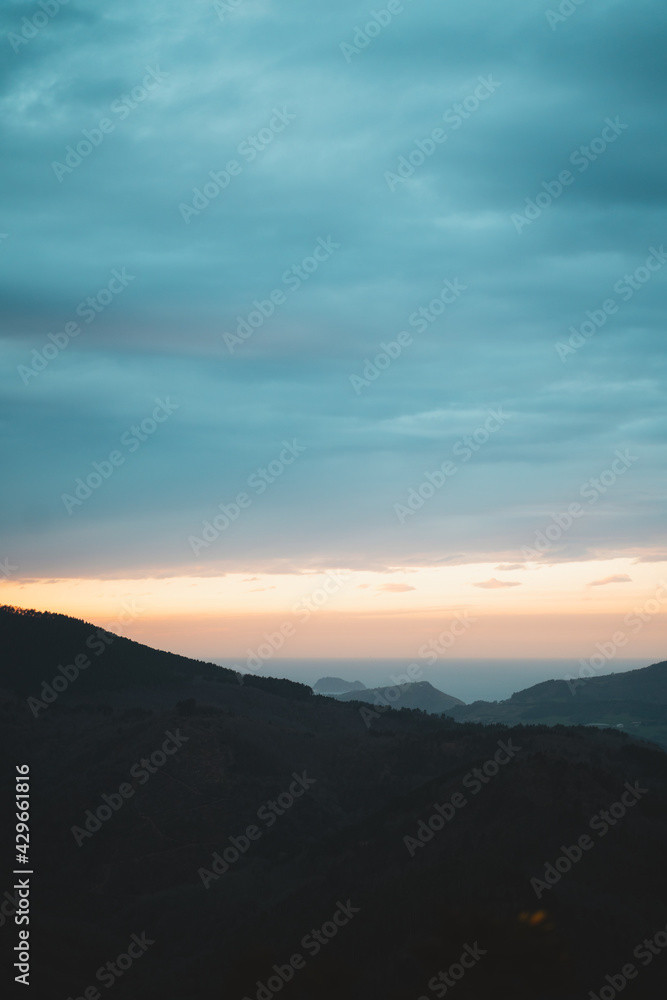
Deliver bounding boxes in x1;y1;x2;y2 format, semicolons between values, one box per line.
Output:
1;0;665;578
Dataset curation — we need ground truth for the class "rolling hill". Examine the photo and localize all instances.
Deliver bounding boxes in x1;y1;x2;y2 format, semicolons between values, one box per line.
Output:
2;605;667;999
447;660;667;748
312;676;367;694
337;680;464;714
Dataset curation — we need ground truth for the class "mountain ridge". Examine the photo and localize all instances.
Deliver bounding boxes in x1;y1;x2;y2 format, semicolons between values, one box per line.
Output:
3;605;667;998
337;679;465;713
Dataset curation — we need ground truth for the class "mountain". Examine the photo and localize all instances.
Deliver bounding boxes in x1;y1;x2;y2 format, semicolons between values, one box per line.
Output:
447;660;667;748
337;680;464;714
0;604;313;702
3;605;667;999
312;676;367;694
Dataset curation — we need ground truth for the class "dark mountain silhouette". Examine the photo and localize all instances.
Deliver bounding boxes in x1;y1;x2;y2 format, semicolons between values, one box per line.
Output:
447;660;667;748
312;676;367;694
0;604;312;701
507;662;667;704
338;680;464;713
3;605;667;999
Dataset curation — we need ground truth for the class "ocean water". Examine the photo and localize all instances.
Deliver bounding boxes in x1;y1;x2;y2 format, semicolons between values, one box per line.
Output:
213;657;651;704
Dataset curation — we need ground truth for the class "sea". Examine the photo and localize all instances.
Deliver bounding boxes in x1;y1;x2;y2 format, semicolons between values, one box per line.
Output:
212;657;651;704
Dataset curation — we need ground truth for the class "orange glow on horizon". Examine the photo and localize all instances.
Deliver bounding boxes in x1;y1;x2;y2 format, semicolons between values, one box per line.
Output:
2;559;667;661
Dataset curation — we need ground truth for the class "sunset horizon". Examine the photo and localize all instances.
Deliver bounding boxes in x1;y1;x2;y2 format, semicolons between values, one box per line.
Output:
3;0;667;995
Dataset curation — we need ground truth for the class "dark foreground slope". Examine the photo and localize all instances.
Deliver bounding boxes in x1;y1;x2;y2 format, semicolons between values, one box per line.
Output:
2;606;667;1000
0;604;313;702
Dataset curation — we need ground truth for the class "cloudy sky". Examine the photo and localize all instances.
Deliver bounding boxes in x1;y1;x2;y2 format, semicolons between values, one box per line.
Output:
2;0;667;667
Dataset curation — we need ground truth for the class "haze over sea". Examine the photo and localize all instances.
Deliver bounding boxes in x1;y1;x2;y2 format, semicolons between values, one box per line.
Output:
214;658;649;704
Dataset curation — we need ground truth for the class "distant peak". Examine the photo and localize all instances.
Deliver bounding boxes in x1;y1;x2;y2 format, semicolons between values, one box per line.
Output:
313;677;367;694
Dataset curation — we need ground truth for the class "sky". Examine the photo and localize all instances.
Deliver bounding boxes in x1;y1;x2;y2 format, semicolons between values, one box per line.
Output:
2;0;667;681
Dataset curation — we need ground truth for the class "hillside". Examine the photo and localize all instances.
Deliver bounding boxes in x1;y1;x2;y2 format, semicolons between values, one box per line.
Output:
338;680;464;714
2;606;667;999
0;604;313;702
507;661;667;704
312;676;367;694
447;660;667;748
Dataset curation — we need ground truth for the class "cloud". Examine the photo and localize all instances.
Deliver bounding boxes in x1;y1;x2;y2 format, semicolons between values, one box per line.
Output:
635;555;667;563
474;578;522;590
1;0;665;582
495;564;525;571
375;584;416;593
588;574;633;587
